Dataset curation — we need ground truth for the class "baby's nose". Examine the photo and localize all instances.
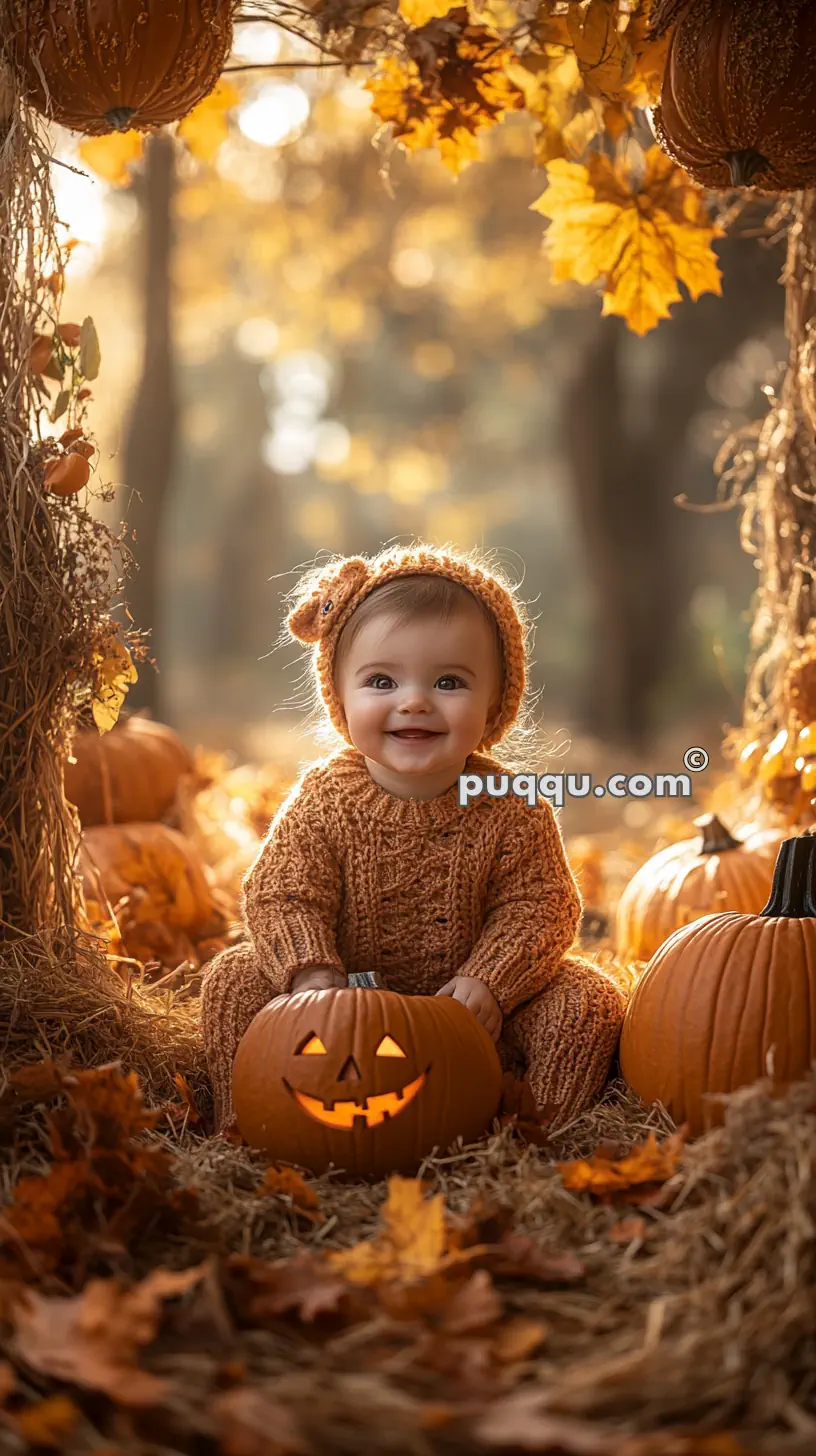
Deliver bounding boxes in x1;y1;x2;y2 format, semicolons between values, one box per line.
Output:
398;682;432;706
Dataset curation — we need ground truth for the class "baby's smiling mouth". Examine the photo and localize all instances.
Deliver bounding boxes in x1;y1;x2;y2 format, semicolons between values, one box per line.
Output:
388;729;441;739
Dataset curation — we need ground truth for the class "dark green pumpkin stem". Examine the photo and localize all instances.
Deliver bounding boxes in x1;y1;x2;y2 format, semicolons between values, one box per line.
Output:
759;829;816;917
724;149;769;187
694;813;742;854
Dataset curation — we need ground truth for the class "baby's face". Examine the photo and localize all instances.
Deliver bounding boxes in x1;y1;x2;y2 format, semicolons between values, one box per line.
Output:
336;604;502;779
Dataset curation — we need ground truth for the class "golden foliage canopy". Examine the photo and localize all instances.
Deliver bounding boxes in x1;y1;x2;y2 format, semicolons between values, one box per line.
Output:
75;1;724;334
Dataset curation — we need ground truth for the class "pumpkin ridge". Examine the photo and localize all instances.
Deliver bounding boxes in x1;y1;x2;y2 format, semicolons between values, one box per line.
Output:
692;913;742;1122
804;915;816;1073
762;915;783;1084
773;916;814;1084
724;914;769;1102
654;0;816;192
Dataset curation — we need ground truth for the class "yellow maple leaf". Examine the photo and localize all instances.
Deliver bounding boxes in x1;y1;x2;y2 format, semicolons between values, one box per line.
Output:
531;146;723;334
178;80;239;163
328;1177;447;1285
621;3;671;107
504;50;588;164
567;0;636;102
399;0;459;22
91;638;138;734
78;131;144;187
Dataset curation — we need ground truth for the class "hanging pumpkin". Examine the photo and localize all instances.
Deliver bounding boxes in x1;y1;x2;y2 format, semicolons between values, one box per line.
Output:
233;988;503;1180
620;830;816;1135
79;820;225;967
64;714;196;827
651;0;816;192
7;1;234;137
616;813;780;963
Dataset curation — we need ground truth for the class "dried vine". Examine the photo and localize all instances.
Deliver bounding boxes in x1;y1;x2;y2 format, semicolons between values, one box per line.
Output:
719;192;816;768
0;50;138;942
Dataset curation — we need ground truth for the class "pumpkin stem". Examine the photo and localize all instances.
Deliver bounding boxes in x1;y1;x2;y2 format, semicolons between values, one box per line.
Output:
724;149;769;188
759;832;816;917
693;813;743;854
105;107;136;132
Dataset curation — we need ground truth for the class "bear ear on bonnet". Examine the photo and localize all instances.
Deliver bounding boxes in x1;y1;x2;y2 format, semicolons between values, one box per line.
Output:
287;557;372;644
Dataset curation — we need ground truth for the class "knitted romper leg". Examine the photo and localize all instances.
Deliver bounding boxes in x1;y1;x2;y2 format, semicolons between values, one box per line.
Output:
199;941;277;1132
505;955;626;1131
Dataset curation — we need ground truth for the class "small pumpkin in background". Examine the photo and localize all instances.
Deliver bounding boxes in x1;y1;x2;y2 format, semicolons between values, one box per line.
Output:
620;830;816;1135
8;0;234;135
650;0;816;192
79;821;227;970
64;714;197;827
616;813;781;963
233;988;503;1180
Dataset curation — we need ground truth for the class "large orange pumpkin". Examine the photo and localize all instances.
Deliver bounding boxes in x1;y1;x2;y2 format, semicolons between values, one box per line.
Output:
64;715;195;827
620;830;816;1135
79;820;224;966
616;813;781;963
233;988;503;1179
79;820;217;929
7;0;234;136
651;0;816;192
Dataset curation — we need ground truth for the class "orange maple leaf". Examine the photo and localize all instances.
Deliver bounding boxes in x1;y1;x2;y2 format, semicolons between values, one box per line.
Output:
557;1128;687;1201
257;1166;324;1224
366;13;526;174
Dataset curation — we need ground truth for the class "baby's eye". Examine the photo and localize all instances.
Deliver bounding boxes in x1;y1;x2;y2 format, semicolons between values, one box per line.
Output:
436;675;466;690
365;674;394;690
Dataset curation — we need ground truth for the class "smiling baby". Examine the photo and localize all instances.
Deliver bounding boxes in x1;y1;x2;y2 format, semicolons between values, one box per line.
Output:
200;543;625;1134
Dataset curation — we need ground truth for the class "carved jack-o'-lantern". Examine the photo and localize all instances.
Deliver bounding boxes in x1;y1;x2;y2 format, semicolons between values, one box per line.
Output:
232;987;503;1179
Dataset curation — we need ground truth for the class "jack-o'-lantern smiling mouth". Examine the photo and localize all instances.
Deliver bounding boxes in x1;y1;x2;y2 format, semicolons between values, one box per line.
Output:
283;1069;429;1129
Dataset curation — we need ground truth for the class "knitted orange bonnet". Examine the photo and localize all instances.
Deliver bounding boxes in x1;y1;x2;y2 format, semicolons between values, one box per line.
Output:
285;545;529;753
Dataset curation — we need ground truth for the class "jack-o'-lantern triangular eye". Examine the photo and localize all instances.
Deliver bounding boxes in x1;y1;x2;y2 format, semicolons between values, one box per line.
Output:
376;1034;405;1058
298;1033;328;1055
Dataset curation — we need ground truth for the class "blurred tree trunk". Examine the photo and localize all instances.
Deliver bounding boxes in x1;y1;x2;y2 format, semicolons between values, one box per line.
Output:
564;231;784;751
120;132;178;718
564;316;660;751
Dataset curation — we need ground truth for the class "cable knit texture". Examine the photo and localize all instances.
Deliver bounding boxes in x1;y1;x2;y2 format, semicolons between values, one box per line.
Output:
200;746;626;1134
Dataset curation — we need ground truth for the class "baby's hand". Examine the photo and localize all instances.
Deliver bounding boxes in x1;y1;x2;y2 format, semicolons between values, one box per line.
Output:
436;976;503;1042
290;965;347;994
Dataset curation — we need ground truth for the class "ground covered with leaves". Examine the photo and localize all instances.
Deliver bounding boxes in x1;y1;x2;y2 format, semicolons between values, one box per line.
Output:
0;995;814;1456
1;737;813;1453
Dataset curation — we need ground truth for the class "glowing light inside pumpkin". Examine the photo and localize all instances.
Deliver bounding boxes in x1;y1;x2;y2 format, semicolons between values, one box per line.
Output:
299;1034;327;1055
376;1035;405;1057
288;1070;427;1129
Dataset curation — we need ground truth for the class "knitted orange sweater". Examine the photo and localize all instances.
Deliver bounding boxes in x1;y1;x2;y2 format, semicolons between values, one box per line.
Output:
241;747;583;1017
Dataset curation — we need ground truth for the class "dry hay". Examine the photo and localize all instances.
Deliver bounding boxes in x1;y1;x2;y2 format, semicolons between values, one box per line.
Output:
0;927;210;1116
1;1045;814;1453
718;190;816;763
1;897;813;1451
0;23;144;940
163;1073;815;1452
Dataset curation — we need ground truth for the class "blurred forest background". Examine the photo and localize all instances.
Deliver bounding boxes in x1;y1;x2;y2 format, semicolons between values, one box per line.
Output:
52;20;786;830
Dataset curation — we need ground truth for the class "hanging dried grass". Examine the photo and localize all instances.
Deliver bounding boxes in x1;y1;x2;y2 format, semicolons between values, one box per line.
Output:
0;48;141;945
717;192;816;766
